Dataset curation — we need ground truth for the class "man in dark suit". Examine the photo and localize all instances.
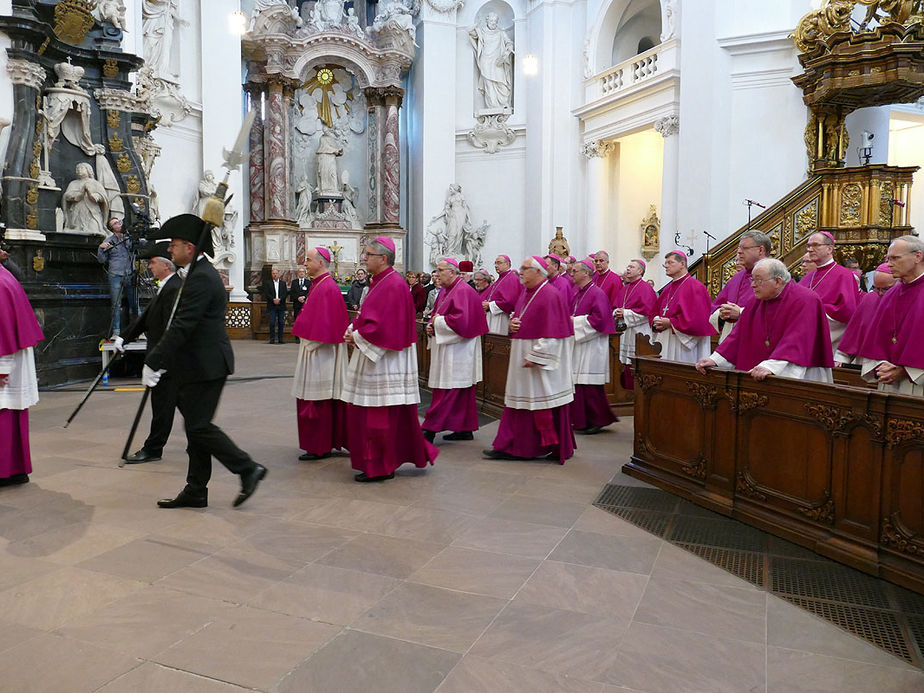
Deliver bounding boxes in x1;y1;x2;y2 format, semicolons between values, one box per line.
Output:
262;267;288;344
289;265;311;334
115;241;181;463
144;214;266;509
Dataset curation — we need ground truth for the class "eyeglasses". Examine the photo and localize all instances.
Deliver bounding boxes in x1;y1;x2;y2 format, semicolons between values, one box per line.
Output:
360;252;385;260
873;286;891;295
749;277;774;285
737;244;758;251
806;242;830;248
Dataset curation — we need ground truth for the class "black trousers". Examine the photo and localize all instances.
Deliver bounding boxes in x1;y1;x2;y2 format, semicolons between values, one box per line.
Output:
176;377;255;494
268;305;285;342
143;372;177;455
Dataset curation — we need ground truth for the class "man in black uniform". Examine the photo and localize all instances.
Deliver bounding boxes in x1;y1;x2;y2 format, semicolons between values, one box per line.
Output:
115;241;181;463
144;214;266;508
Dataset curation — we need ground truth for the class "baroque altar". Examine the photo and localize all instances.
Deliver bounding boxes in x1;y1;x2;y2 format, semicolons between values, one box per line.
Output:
242;1;417;288
0;1;157;385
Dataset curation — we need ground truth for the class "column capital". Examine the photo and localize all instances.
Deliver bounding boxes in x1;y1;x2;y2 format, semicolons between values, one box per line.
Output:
654;113;680;138
364;86;405;108
581;140;615;159
7;59;46;90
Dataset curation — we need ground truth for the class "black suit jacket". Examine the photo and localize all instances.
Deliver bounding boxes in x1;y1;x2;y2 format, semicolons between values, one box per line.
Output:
262;278;288;310
289;276;311;311
146;259;234;382
122;273;181;351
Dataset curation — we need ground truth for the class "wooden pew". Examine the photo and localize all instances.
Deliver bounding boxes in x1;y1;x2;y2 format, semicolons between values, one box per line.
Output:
624;355;924;596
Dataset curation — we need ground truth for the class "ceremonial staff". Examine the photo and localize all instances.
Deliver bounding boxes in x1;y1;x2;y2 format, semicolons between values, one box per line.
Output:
64;111;256;450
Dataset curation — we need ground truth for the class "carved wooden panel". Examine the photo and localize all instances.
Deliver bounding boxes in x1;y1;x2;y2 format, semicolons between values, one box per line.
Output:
625;356;924;595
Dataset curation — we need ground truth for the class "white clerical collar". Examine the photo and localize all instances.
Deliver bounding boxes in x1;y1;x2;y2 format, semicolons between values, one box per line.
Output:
907;270;924;285
156;272;175;294
818;258;835;268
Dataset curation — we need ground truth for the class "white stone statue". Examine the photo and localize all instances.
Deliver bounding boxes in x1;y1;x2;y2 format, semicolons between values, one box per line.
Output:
295;173;314;226
426;184;488;266
318;0;345;25
142;0;183;78
660;0;677;42
370;0;417;42
315;127;343;196
469;12;514;111
341;171;360;227
209;201;237;267
62;162;109;237
96;0;127;30
346;8;364;37
194;170;217;217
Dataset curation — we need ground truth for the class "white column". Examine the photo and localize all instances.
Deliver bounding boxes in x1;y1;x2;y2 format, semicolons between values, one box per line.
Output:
200;0;247;300
582;140;613;255
656;114;680;287
408;5;458;270
524;0;582;252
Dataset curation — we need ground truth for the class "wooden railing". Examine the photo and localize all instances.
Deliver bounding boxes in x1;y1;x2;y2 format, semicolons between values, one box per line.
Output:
689;164;916;298
624;355;924;596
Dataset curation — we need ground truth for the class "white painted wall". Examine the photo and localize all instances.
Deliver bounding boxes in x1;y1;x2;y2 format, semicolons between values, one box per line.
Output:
888;109;924;232
608;129;663;267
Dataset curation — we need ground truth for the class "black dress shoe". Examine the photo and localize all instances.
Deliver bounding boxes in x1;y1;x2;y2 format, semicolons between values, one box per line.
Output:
267;339;276;344
354;472;395;482
298;451;331;461
482;448;520;460
157;489;208;508
124;448;162;464
444;431;474;441
234;464;267;507
277;339;286;344
0;473;29;487
422;429;436;443
574;425;602;435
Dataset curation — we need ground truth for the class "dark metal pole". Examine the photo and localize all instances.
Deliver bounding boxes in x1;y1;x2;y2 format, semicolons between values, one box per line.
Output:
119;387;150;465
63;352;122;428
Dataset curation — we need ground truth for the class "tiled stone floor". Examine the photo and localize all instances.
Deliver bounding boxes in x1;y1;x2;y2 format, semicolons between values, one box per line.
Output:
1;341;922;692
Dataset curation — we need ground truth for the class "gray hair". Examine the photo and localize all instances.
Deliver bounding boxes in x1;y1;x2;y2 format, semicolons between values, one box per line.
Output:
741;230;772;256
440;260;460;275
574;261;593;277
367;240;395;266
474;270;491;281
594;250;609;260
314;252;330;268
754;257;791;283
894;234;924;255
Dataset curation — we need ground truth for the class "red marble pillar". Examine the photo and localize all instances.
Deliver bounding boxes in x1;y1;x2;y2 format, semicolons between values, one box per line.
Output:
363;87;385;226
263;79;291;221
382;87;403;227
247;87;265;224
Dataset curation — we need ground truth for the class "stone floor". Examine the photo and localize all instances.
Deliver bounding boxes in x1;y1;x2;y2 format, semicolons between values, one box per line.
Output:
1;341;922;692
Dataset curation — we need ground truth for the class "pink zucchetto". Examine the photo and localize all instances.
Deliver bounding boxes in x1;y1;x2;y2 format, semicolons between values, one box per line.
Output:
373;236;396;253
578;258;594;272
316;247;331;263
819;231;836;244
875;262;891;274
530;256;549;276
441;257;460;269
633;258;647;272
669;250;688;260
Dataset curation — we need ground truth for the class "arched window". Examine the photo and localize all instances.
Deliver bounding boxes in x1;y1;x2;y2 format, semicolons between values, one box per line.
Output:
637;36;656;54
